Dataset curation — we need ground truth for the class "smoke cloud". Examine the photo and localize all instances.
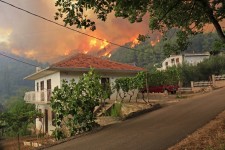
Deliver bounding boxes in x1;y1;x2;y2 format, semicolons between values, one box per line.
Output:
0;0;150;63
0;0;224;63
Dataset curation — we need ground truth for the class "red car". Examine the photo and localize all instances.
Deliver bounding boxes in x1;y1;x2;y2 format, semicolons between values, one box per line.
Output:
141;85;179;94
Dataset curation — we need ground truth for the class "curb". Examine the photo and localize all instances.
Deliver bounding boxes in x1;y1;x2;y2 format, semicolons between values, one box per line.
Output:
121;103;162;121
37;126;103;150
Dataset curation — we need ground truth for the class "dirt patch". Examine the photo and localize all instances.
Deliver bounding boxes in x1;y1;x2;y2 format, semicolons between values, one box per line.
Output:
168;110;225;150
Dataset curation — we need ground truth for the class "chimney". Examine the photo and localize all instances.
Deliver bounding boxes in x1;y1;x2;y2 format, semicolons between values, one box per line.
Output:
36;67;42;72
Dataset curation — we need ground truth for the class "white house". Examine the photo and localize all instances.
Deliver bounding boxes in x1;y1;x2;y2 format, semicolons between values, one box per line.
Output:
24;53;145;135
158;53;210;70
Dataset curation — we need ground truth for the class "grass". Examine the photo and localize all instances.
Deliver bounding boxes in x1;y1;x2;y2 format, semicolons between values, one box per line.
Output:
110;102;122;117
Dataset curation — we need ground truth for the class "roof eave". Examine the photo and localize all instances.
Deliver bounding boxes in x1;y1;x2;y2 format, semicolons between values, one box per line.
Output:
24;67;58;80
50;66;146;73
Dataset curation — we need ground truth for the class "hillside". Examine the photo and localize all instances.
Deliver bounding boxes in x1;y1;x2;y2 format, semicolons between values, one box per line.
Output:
110;32;221;69
0;51;47;104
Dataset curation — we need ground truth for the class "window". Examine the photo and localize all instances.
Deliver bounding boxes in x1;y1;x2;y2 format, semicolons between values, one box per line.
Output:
176;58;179;63
165;62;168;66
47;79;52;101
40;81;44;91
47;79;51;90
37;82;39;91
171;58;175;64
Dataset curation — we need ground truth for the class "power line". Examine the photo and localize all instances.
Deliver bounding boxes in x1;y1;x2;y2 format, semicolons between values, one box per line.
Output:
0;0;149;54
0;52;38;67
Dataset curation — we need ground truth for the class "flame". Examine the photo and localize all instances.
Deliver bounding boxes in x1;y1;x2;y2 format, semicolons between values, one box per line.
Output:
83;50;88;54
100;40;109;49
64;49;71;56
130;37;140;48
150;38;160;47
101;51;112;58
89;39;109;50
89;39;97;47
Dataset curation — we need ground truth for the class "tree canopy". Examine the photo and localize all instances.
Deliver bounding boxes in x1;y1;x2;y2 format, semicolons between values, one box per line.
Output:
55;0;225;43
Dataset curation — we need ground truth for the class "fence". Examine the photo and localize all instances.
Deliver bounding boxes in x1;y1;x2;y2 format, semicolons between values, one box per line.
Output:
212;74;225;88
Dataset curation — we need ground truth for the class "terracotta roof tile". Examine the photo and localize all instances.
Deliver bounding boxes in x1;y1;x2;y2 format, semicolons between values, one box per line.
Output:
51;53;145;71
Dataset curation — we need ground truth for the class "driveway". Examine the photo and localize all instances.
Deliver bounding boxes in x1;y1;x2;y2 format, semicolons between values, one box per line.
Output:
46;87;225;150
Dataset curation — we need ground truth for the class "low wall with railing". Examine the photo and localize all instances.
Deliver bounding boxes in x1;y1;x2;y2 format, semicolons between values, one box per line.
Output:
212;74;225;88
190;81;213;93
24;90;52;103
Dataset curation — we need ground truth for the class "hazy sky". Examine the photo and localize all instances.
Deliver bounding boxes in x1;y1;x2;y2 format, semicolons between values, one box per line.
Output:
0;0;151;63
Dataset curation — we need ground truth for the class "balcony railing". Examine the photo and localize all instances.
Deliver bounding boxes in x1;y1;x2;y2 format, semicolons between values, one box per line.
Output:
24;89;52;104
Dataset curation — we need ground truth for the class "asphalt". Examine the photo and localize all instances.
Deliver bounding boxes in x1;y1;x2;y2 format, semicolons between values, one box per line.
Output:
46;87;225;150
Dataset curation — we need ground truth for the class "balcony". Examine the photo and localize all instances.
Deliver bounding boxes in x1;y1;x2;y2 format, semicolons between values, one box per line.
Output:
24;90;52;104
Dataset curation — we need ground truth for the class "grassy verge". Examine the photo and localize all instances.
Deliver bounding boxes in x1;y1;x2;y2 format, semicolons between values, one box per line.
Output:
168;110;225;150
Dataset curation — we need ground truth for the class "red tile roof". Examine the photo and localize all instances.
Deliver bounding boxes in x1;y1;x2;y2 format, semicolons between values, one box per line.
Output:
51;53;145;72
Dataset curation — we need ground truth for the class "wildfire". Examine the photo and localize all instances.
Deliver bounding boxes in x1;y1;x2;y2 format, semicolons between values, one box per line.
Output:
100;40;109;49
130;37;140;48
89;39;97;47
102;52;112;58
64;49;71;56
150;39;160;47
89;39;109;50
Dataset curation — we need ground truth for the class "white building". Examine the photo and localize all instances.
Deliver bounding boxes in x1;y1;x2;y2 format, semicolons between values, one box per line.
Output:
24;53;145;135
158;53;210;70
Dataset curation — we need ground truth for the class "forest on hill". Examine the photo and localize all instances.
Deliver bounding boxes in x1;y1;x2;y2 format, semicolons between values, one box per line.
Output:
0;51;47;106
110;31;223;69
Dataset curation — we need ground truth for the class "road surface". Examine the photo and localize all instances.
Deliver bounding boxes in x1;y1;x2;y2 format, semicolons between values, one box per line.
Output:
46;87;225;150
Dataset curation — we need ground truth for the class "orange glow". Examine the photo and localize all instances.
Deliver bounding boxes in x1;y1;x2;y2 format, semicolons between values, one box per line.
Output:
83;50;88;54
0;27;12;44
64;49;71;56
131;38;140;48
150;38;160;47
89;39;97;47
101;51;112;58
100;40;109;49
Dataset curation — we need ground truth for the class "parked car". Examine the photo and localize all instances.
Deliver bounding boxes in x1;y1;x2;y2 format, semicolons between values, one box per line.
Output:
141;85;179;94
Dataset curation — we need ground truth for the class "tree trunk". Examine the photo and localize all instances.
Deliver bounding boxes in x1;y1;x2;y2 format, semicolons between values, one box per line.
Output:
17;133;20;150
199;0;225;43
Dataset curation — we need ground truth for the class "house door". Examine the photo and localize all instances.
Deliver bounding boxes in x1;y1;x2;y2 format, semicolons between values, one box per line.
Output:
101;78;110;98
44;109;48;133
47;79;51;101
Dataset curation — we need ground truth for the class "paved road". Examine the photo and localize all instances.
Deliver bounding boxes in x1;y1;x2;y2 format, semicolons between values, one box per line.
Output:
46;88;225;150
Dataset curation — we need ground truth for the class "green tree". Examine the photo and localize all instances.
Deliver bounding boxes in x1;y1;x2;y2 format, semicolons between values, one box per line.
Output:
0;99;42;137
51;69;109;140
55;0;225;43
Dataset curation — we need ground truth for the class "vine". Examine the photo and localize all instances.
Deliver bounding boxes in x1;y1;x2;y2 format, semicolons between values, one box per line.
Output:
114;72;146;103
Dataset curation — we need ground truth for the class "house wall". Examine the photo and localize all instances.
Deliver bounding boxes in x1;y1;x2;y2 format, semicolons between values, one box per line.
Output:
35;72;61;101
184;55;209;65
36;104;55;135
60;71;139;101
34;72;60;135
160;55;183;70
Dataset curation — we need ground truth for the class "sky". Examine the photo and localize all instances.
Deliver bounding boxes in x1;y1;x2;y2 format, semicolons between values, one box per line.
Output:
0;0;152;63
